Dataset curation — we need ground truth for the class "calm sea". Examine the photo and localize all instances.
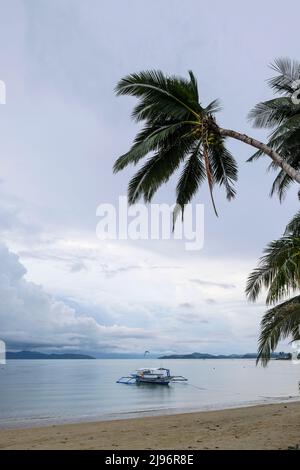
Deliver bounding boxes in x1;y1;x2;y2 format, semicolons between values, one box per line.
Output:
0;359;299;428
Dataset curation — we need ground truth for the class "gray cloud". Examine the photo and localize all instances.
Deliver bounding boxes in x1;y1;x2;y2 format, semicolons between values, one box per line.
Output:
190;279;236;289
175;311;210;324
205;298;217;305
100;264;183;278
18;249;182;278
179;302;194;309
69;261;87;273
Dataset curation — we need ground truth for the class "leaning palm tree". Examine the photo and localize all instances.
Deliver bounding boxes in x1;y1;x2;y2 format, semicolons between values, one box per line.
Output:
114;70;300;219
246;211;300;365
248;58;300;200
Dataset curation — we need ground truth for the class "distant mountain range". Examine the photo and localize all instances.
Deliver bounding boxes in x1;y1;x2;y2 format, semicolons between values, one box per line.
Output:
6;350;294;360
7;351;95;360
158;352;292;360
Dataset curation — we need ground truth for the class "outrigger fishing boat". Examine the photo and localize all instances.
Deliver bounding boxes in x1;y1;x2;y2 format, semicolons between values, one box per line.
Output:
117;367;187;385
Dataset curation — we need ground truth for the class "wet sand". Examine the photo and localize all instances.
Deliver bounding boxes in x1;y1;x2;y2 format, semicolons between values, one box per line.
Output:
0;402;299;450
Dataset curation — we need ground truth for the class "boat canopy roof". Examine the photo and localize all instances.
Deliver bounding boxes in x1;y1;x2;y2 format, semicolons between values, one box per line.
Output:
135;368;171;378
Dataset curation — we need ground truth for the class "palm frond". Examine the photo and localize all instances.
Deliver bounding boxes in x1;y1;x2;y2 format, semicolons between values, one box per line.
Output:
208;143;237;200
269;169;293;202
246;236;300;304
257;295;300;366
284;210;300;236
269;57;300;95
113;122;188;172
246;149;264;162
205;99;222;114
175;142;205;220
127;137;193;204
115;70;200;120
248;97;296;129
188;70;199;103
203;145;218;217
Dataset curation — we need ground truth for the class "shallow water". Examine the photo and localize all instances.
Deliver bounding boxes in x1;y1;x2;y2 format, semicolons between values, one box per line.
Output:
0;359;299;428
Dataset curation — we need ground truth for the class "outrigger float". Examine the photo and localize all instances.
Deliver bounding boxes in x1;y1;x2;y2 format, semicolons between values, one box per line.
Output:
117;367;188;386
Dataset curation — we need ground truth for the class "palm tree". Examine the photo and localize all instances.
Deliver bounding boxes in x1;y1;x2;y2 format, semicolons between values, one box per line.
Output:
248;58;300;200
246;211;300;365
114;69;300;219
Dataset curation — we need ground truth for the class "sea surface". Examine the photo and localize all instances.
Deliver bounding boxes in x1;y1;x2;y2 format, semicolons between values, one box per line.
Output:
0;359;299;428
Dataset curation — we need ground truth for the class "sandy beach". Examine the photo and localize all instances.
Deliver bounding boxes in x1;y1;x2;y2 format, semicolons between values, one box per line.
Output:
0;402;299;450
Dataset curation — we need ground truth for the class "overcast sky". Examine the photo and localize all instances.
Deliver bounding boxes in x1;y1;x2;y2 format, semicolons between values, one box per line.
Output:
0;0;299;355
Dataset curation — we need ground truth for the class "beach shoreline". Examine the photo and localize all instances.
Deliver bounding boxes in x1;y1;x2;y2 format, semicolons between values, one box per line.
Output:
0;402;299;450
1;395;299;430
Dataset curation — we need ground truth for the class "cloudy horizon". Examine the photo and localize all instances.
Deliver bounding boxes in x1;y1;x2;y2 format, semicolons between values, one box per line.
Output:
0;0;299;356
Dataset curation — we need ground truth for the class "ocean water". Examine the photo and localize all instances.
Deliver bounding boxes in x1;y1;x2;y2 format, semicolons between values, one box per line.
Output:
0;359;299;428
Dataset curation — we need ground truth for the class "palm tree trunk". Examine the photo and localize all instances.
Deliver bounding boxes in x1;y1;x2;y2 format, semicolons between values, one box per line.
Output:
219;128;300;184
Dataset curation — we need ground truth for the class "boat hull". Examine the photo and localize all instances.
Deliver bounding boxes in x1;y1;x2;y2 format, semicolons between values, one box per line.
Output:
136;378;170;385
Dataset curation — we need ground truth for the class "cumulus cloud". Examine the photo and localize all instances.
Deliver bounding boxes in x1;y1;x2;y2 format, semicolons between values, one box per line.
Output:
0;202;269;355
0;243;149;352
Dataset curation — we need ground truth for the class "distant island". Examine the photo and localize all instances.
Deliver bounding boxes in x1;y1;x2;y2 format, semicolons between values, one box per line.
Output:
7;351;95;360
6;350;294;360
158;352;292;360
